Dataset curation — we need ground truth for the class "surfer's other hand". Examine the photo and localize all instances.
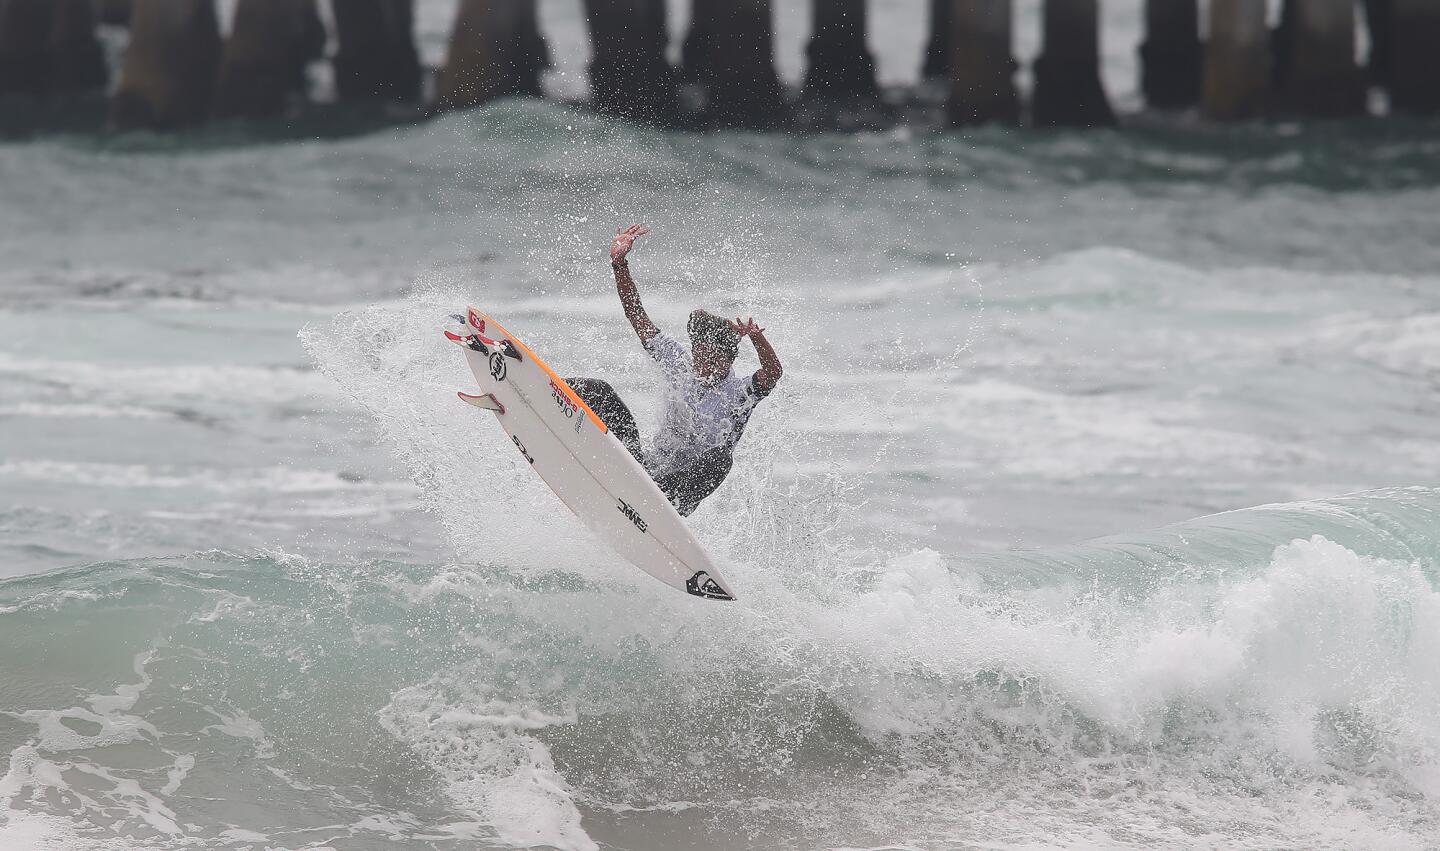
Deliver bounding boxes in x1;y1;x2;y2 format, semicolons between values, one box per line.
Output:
728;317;764;337
610;224;650;262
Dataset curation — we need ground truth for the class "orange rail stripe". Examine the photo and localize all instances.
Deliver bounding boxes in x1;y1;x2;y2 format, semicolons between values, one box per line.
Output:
471;307;609;434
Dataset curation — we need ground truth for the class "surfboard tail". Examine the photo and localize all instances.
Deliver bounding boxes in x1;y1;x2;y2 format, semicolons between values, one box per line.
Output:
444;327;500;354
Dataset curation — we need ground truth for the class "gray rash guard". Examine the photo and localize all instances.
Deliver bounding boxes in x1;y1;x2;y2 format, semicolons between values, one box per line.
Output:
641;331;771;479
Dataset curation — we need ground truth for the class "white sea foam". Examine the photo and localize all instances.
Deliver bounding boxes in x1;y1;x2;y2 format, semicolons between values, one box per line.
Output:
1352;313;1440;377
0;459;418;497
377;677;596;851
158;754;194;797
202;707;276;761
0;402;171;420
0;797;137;851
0;352;336;405
778;535;1440;845
0;651;189;848
0;588;104;615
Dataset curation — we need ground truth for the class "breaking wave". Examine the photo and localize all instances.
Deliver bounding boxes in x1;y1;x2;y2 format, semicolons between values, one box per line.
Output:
1;485;1438;849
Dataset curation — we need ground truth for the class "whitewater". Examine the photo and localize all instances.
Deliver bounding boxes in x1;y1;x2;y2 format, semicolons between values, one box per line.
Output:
4;3;1440;849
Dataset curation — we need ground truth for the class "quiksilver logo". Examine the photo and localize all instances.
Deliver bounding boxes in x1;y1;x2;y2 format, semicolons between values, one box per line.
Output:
685;570;733;601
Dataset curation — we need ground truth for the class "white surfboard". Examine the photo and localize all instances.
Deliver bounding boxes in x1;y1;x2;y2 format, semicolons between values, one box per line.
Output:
447;306;737;602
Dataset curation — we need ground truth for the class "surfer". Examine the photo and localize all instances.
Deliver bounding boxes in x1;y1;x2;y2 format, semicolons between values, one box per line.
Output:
567;224;783;516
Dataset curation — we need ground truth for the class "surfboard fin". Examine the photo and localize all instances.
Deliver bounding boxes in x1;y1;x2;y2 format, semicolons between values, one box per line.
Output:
444;329;492;354
458;392;505;413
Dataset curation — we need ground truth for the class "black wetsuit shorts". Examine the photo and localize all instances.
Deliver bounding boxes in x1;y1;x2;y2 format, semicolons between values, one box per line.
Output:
566;378;733;517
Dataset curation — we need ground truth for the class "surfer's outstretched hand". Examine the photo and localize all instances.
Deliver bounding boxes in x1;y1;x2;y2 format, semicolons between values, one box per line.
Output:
727;317;764;337
611;224;650;262
732;317;782;391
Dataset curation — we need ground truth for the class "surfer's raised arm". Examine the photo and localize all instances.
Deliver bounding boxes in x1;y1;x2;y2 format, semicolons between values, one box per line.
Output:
729;317;783;392
610;224;659;342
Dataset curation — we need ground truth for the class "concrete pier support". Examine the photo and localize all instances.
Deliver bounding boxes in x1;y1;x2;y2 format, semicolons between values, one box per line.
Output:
215;0;324;118
0;0;49;94
1387;0;1440;113
98;0;133;27
803;0;878;99
110;0;222;128
1362;0;1391;86
2;0;108;95
947;0;1017;126
332;0;420;101
1140;0;1202;109
1273;0;1364;117
1202;0;1268;120
700;0;783;127
438;0;547;111
583;0;675;123
1033;0;1115;127
922;0;950;79
49;0;109;92
680;0;714;82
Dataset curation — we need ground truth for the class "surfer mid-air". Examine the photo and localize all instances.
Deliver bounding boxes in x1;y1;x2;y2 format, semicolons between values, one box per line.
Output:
442;223;776;599
566;224;783;516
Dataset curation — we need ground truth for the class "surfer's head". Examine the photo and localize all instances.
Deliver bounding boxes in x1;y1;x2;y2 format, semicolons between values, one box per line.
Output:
688;310;740;382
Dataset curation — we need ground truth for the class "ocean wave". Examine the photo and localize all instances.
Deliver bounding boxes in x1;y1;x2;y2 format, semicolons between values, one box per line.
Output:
0;488;1437;848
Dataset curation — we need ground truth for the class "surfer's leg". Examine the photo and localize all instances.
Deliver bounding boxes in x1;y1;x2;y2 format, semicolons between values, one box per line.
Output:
654;447;734;516
565;378;643;462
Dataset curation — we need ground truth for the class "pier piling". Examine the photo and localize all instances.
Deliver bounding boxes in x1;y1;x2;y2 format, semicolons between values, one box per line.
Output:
1273;0;1364;117
6;0;1436;135
438;0;547;111
583;0;676;123
1140;0;1202;110
1033;0;1115;127
110;0;222;128
680;0;714;83
696;0;783;127
803;0;878;99
1388;0;1440;112
97;0;133;27
49;0;108;92
332;0;421;101
947;0;1018;126
1362;0;1391;86
0;0;48;94
1202;0;1268;120
922;0;950;79
215;0;324;118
